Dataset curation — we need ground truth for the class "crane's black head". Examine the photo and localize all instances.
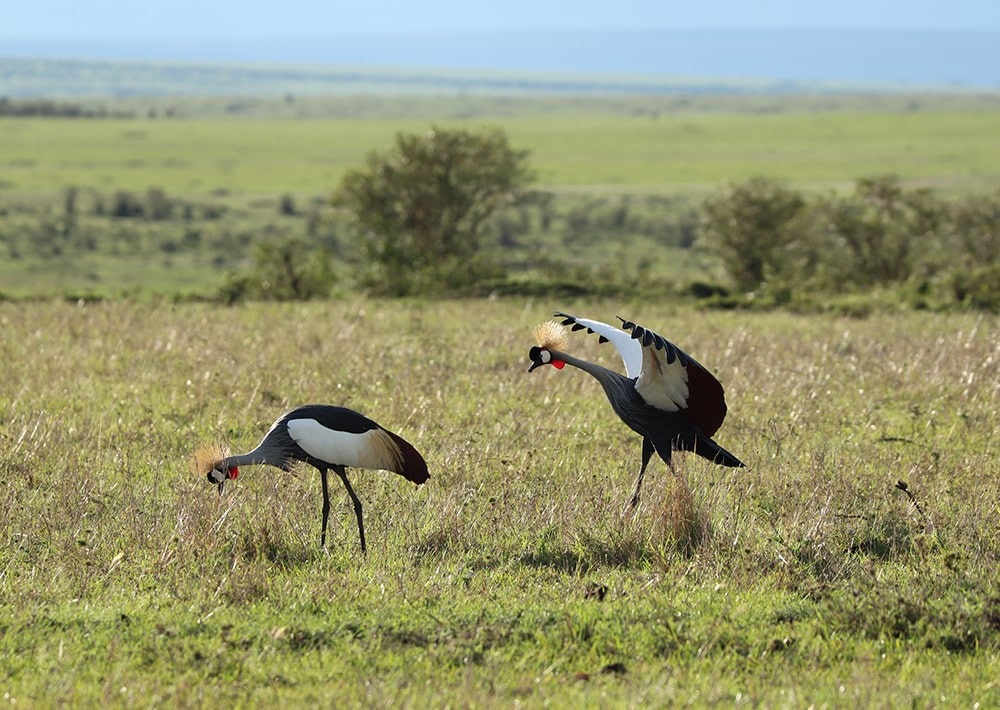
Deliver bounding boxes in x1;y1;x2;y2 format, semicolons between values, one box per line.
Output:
207;463;239;495
528;346;565;373
191;443;238;495
529;319;569;372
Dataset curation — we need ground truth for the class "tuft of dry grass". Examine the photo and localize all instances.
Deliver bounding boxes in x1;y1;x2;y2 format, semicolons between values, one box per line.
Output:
653;471;711;554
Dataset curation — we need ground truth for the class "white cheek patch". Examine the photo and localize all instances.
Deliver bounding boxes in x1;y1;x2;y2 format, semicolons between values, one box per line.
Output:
286;418;397;471
540;350;552;364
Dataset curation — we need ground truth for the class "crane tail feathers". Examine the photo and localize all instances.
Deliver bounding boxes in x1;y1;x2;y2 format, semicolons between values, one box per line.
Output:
693;436;745;468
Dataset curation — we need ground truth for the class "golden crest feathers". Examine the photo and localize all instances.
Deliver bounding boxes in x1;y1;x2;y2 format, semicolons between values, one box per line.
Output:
533;319;568;351
190;441;228;477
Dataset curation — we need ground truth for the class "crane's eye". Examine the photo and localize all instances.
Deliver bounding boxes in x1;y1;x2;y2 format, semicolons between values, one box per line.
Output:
529;346;550;364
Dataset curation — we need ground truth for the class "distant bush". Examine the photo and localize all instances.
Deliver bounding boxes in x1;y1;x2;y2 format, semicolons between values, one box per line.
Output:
279;194;297;216
111;191;144;218
951;190;1000;267
699;177;806;292
219;236;333;303
951;264;1000;312
812;176;946;287
332;126;535;295
696;175;999;309
146;187;173;221
0;97;133;118
554;195;697;251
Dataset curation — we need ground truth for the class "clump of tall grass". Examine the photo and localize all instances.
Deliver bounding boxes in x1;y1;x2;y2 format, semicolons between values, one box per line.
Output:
652;471;710;555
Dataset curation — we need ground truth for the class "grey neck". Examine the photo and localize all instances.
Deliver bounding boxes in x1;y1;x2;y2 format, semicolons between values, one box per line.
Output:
225;445;282;469
552;349;635;403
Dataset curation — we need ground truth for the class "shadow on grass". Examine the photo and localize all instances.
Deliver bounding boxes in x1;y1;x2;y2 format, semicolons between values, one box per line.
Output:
520;529;652;573
233;527;319;569
519;547;591;574
410;527;464;557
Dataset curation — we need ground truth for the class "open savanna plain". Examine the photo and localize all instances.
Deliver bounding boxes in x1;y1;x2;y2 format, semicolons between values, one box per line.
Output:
4;96;1000;195
1;297;998;706
3;93;1000;298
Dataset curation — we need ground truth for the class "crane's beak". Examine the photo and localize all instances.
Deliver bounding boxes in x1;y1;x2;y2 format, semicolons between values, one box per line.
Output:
527;346;564;373
208;465;236;496
527;358;564;373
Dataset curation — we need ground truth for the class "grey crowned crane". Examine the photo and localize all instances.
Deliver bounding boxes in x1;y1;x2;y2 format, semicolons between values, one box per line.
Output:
193;404;428;553
528;312;743;509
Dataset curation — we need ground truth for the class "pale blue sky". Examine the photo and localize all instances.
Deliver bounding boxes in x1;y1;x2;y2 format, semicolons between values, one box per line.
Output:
2;0;998;38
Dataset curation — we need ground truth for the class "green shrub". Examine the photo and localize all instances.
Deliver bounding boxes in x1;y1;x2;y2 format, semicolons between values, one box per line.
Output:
219;236;334;302
147;187;173;221
951;264;1000;312
698;176;806;292
332;126;535;296
812;176;947;288
951;190;1000;266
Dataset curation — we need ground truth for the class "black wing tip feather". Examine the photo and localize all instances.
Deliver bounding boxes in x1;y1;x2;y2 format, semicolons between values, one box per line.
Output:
555;313;695;367
617;317;695;366
553;312;613;345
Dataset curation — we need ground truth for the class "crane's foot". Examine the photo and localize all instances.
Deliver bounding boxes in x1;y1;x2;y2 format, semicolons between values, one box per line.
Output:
621;495;640;520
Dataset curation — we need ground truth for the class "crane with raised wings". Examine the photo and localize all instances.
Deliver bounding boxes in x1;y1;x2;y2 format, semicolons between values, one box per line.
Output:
528;312;743;509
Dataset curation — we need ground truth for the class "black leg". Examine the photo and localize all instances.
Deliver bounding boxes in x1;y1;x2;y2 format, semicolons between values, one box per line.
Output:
627;437;656;510
334;465;367;555
319;466;331;548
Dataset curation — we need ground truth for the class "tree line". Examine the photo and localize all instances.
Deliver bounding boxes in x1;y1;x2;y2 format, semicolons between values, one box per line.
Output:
0;97;135;118
699;175;1000;311
2;125;998;310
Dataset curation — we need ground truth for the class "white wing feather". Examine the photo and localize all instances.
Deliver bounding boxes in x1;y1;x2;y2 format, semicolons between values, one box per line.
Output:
558;312;690;412
556;314;642;378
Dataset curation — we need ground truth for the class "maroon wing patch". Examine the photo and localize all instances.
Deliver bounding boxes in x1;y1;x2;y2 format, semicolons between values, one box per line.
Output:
618;318;729;437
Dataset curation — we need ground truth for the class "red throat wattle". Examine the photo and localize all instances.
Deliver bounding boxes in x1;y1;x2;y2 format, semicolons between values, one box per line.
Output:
552;360;565;369
228;467;239;480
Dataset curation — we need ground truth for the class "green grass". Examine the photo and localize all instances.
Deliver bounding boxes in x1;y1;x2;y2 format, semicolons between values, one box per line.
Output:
0;252;228;297
3;103;1000;196
1;298;997;705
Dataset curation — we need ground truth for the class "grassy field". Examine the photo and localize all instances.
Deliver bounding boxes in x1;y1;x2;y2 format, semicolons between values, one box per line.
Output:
3;102;1000;197
1;298;997;705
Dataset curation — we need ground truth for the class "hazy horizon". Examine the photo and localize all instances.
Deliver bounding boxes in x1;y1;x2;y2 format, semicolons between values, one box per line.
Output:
4;29;999;89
